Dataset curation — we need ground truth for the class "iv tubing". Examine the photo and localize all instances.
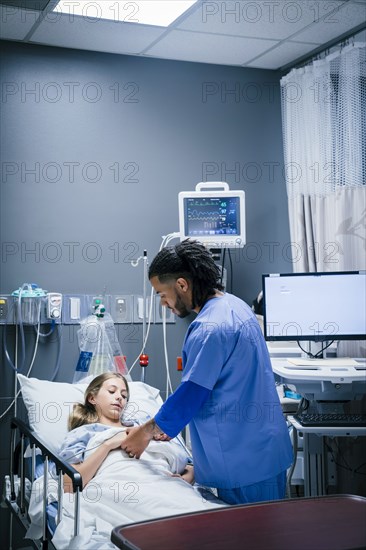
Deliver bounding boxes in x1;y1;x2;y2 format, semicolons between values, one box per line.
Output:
160;233;180;396
0;299;42;421
141;250;148;383
3;286;28;372
162;307;173;397
128;233;179;377
128;287;154;376
1;297;62;420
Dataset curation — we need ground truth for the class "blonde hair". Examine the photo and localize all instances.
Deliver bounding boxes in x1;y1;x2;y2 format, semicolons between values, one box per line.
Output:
68;372;130;431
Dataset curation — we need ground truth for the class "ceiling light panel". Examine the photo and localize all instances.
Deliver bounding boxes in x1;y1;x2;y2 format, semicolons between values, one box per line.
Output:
54;0;198;27
30;12;166;54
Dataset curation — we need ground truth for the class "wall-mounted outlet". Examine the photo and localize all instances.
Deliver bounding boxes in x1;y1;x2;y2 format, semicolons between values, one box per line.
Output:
70;297;81;320
154;295;175;323
112;295;133;324
0;296;11;323
133;296;153;324
63;294;89;324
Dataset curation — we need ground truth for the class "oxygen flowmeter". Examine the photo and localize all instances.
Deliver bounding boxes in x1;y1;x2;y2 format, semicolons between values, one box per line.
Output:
47;292;63;320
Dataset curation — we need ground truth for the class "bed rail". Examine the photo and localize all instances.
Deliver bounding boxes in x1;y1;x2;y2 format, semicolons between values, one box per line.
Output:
9;417;83;545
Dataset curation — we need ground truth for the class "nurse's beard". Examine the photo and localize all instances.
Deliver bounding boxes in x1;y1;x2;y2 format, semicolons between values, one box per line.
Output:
174;293;191;318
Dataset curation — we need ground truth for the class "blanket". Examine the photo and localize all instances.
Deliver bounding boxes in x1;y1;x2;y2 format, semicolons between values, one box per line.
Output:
28;428;224;549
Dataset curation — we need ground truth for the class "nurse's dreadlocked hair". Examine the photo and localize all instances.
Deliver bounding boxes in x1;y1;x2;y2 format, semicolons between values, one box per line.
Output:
148;239;224;309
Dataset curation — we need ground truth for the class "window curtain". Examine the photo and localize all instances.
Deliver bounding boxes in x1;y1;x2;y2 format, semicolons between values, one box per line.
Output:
280;42;365;356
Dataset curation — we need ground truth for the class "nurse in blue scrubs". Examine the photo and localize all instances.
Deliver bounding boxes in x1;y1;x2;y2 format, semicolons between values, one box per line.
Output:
122;240;293;504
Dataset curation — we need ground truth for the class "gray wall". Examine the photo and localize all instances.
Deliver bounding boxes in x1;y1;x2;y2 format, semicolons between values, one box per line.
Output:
0;40;290;547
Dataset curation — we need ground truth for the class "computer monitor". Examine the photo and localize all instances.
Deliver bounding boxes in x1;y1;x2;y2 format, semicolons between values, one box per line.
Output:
178;182;245;248
262;271;366;342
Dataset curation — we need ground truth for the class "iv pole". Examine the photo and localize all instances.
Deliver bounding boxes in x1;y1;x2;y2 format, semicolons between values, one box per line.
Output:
131;250;149;382
140;250;149;383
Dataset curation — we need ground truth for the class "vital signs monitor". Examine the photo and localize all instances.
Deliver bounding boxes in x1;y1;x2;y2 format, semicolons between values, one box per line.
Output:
178;182;246;248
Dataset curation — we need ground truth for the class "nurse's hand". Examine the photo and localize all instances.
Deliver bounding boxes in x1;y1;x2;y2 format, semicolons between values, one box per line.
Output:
121;419;162;458
121;426;151;458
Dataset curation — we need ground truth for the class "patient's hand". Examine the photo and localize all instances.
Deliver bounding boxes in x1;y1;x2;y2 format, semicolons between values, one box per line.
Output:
103;431;127;451
121;425;152;458
153;432;171;441
172;465;195;485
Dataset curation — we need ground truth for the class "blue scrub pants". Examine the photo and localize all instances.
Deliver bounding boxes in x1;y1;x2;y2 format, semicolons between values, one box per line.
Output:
217;470;287;505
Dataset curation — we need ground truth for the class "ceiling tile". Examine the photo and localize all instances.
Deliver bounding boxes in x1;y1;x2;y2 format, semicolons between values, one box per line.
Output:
0;0;364;70
293;1;366;43
246;41;321;69
178;0;346;40
145;30;279;66
0;5;41;40
30;13;166;55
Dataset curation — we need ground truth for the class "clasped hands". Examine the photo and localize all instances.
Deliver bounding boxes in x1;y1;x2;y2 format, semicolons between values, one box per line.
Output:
121;421;171;459
120;424;194;484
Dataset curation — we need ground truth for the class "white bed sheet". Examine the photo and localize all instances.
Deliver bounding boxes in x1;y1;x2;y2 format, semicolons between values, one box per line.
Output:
27;428;225;549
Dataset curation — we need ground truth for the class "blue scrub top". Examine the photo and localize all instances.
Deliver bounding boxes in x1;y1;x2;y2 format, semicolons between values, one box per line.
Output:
181;293;293;489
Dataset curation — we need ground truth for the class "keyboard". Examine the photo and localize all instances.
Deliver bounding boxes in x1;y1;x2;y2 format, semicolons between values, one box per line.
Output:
293;413;366;427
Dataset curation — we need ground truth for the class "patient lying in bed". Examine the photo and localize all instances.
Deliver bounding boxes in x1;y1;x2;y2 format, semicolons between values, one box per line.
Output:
60;372;194;492
30;373;223;550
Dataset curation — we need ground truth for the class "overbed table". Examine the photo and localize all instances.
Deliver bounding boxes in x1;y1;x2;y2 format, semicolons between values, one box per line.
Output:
111;494;366;549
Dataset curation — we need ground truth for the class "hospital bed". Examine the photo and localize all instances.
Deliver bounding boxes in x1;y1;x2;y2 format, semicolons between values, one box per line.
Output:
4;374;224;550
7;416;82;550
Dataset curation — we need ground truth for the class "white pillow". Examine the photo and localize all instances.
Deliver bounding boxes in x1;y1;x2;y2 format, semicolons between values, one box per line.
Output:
124;381;163;424
17;374;162;455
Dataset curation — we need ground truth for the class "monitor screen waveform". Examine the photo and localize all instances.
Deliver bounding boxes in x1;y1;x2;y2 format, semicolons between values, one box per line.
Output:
185;197;240;236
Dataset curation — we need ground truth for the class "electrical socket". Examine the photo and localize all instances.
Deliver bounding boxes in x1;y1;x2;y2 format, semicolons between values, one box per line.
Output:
154;295;175;323
63;294;88;324
133;296;153;324
70;297;81;321
112;295;133;324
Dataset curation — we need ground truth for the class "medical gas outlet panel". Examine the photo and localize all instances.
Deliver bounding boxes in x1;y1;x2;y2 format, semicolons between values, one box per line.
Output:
0;293;175;325
62;294;175;324
61;294;175;324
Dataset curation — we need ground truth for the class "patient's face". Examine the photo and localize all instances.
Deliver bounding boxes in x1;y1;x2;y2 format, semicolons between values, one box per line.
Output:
89;378;128;425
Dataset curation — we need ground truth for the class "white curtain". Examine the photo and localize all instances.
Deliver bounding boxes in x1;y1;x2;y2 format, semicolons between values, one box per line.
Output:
281;43;365;272
280;43;366;356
